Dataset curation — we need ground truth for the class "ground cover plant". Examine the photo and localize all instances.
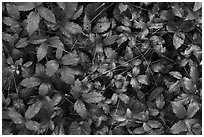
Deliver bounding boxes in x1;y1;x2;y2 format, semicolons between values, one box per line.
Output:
2;2;202;135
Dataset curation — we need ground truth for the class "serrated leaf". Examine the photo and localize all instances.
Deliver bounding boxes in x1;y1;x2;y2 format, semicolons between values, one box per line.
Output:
183;77;196;92
169;80;180;92
38;7;56;23
69;121;91;135
74;100;87;118
25;100;42;119
26;11;40;36
45;60;59;77
62;22;82;35
93;22;111;33
7;108;23;124
82;92;105;103
16;2;35;11
37;43;48;62
65;2;78;19
147;120;162;128
20;77;42;88
186;101;200;118
169;71;182;79
61;51;79;66
6;3;20;19
60;67;81;84
173;32;185;49
171;101;186;119
83;14;91;32
71;5;83;20
3;17;18;26
137;75;148;85
25;120;40;131
103;35;119;46
171;120;188;134
39;83;51;96
193;2;202;11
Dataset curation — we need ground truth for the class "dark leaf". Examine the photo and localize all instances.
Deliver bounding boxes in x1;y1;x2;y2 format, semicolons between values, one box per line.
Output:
25;100;42;119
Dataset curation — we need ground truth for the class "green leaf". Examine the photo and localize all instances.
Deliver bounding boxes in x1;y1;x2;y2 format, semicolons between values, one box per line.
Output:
83;14;91;32
169;80;180;92
39;83;51;96
60;67;82;84
25;120;40;131
171;4;184;18
171;120;188;134
103;35;119;46
173;32;185;49
130;77;140;90
179;20;195;32
71;5;83;20
82;92;105;103
6;3;20;19
169;71;182;79
26;11;40;36
16;2;35;11
7;108;23;124
93;21;111;33
65;2;78;19
45;60;59;77
61;51;79;66
62;22;82;35
37;43;48;62
193;2;202;11
147;120;162;129
25;100;42;119
37;6;56;23
69;121;91;135
52;93;63;106
190;65;199;83
74;100;87;118
137;75;148;85
133;127;145;134
183;77;196;93
20;77;42;88
186;101;200;118
118;93;129;104
171;101;186;119
156;94;165;109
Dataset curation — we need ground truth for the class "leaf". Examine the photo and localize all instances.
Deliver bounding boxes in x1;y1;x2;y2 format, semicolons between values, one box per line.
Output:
118;93;129;104
103;35;119;46
74;100;87;118
179;20;195;32
16;2;35;11
171;101;186;119
119;3;128;13
20;77;42;88
83;14;91;32
37;7;56;23
137;75;148;85
39;83;51;96
71;5;83;20
193;2;202;11
62;22;82;35
61;51;79;66
26;11;40;36
37;43;48;62
93;22;111;33
156;94;165;109
171;120;188;134
65;2;78;19
60;67;82;84
169;71;182;79
130;77;140;90
183;77;196;93
7;108;23;124
52;93;63;106
25;120;40;131
45;60;59;77
69;121;91;135
147;120;162;128
171;5;184;18
186;101;200;118
25;100;42;119
190;65;199;83
173;32;185;49
169;80;180;92
6;3;20;19
82;92;105;103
